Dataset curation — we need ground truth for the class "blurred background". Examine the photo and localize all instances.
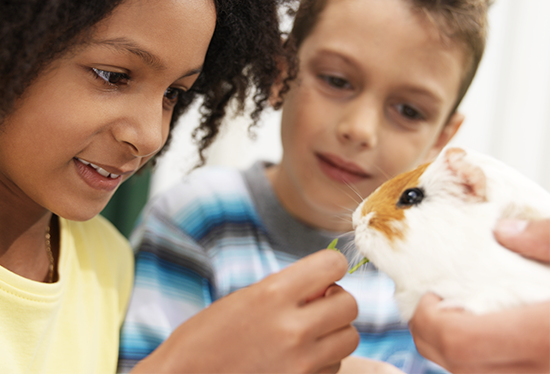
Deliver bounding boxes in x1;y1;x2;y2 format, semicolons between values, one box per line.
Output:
103;0;550;236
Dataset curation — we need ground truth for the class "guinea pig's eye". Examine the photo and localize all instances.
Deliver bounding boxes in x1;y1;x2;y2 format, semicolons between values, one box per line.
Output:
397;187;424;208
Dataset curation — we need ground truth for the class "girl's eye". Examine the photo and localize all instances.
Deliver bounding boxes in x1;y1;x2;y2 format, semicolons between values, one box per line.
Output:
163;87;183;107
92;68;129;86
396;104;424;121
320;75;352;90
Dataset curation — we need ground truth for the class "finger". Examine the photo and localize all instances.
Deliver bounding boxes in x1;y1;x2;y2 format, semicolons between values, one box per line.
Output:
301;285;358;338
304;283;340;304
411;326;450;370
268;250;349;301
408;293;443;339
411;296;550;369
409;294;448;366
494;219;550;262
409;293;483;368
312;324;359;370
324;283;343;297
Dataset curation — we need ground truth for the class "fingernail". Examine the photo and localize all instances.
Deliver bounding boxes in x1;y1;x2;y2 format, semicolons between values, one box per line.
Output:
496;219;528;236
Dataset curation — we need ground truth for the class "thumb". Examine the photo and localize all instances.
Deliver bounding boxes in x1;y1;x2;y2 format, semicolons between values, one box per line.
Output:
494;219;550;263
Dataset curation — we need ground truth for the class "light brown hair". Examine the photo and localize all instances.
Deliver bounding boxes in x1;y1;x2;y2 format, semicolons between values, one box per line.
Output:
285;0;493;116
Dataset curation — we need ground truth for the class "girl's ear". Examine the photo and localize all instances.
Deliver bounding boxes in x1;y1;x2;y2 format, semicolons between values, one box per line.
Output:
423;112;464;162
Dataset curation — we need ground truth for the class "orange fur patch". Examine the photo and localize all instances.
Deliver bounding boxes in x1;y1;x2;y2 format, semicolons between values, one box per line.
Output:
361;163;430;242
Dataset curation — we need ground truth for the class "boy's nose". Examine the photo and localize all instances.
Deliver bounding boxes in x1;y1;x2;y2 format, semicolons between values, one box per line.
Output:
337;100;379;149
113;97;166;158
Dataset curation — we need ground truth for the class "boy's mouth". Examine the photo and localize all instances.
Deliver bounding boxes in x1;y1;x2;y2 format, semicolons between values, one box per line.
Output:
316;153;370;183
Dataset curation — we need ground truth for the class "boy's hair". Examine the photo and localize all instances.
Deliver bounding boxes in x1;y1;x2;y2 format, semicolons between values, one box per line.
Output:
0;0;295;164
285;0;493;116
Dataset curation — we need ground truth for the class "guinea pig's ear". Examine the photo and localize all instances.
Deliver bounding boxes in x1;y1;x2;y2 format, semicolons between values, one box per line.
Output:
444;147;487;203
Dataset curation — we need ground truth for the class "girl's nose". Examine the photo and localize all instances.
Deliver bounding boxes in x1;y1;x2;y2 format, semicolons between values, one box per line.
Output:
112;96;167;158
336;100;379;149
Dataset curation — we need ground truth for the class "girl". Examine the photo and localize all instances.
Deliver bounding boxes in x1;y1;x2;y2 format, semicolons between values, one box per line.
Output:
0;0;359;372
120;0;492;373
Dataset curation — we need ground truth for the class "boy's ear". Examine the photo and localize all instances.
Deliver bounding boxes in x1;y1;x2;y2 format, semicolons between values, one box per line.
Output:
269;56;289;108
424;111;464;162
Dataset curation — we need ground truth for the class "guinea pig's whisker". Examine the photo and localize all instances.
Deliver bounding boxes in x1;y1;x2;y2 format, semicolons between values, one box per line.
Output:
338;230;355;240
370;163;393;182
332;208;355;220
335;186;362;205
327;214;353;227
333;216;353;226
341;181;365;202
335;203;356;214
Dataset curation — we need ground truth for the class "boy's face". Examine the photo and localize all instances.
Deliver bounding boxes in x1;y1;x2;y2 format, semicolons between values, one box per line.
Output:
273;0;465;231
0;0;215;221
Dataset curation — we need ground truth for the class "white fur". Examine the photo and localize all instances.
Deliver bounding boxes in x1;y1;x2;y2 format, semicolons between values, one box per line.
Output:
352;147;550;321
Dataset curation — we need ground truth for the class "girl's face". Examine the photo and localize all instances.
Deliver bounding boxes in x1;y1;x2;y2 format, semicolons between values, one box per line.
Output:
0;0;216;221
271;0;465;231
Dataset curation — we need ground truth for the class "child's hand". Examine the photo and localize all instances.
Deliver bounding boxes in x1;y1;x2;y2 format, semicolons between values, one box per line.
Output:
132;249;359;374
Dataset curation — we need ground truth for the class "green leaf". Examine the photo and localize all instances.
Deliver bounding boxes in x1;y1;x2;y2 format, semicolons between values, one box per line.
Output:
326;238;369;273
327;238;339;251
348;258;369;274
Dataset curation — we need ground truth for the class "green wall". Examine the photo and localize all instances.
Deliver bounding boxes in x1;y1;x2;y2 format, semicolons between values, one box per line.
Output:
101;167;151;238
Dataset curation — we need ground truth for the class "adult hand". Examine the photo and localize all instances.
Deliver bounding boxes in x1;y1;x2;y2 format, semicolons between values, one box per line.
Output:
494;218;550;262
409;218;550;373
132;249;360;373
410;294;549;373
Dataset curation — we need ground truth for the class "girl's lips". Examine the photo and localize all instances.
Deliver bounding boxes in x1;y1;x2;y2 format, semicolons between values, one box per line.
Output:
73;158;122;192
317;153;370;184
77;158;120;178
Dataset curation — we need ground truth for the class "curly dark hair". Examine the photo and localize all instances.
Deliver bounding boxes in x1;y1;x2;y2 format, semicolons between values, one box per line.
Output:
0;0;296;165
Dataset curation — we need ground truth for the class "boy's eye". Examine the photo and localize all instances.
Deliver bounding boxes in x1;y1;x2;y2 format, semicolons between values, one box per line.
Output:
396;104;424;121
163;87;183;107
320;75;352;90
92;68;129;85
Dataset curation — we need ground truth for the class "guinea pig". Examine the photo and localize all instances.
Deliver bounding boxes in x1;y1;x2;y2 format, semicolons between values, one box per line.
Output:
352;147;550;321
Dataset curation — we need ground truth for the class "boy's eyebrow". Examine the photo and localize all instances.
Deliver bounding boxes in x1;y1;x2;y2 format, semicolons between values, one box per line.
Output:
316;49;444;104
92;37;203;78
402;87;443;105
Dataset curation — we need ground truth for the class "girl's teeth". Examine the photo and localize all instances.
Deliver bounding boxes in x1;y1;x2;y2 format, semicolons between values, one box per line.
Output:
96;167;111;178
77;158;119;179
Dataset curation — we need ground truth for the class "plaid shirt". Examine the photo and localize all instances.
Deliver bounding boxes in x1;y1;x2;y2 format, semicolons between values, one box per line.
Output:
118;163;447;374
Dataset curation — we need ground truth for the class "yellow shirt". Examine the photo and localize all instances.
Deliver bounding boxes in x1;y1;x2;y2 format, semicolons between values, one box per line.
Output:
0;216;134;374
